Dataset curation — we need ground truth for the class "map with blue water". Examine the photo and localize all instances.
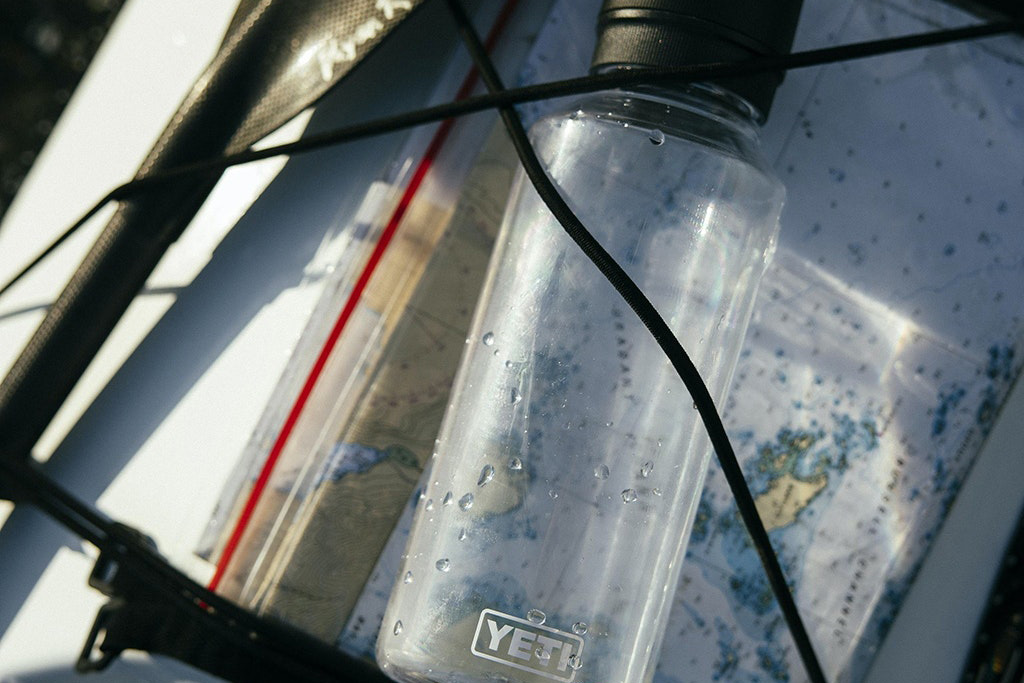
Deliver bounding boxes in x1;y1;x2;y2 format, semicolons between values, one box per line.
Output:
653;248;1020;681
334;0;1024;680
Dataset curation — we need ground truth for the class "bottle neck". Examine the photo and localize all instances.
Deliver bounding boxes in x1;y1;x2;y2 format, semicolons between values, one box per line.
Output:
643;81;764;127
592;62;765;122
581;78;766;164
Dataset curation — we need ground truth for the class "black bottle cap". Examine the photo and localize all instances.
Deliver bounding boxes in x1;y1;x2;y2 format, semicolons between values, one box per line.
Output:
591;0;804;119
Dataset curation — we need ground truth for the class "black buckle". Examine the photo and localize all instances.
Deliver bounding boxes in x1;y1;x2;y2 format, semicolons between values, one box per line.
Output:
75;523;391;682
1;456;389;681
77;602;120;673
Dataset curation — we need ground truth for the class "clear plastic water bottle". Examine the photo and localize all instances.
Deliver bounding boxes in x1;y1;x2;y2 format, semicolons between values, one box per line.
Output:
377;1;801;681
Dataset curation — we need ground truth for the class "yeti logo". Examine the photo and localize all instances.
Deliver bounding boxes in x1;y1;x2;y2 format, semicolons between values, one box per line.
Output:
470;608;585;681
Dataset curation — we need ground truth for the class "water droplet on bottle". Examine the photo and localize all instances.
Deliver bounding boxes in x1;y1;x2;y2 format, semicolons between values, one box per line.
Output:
526;609;546;624
505;359;514;369
478;464;495;486
605;421;613;427
653;488;663;496
482;331;495;346
649;129;665;145
622;489;638;503
442;491;453;506
424;498;434;511
535;646;551;661
508;457;523;471
458;493;474;510
435;558;451;572
403;571;414;584
393;620;403;636
640;461;654;478
692;401;699;410
568;654;584;670
458;527;468;541
572;621;588;635
594;464;610;480
510;388;522;405
548;489;559;499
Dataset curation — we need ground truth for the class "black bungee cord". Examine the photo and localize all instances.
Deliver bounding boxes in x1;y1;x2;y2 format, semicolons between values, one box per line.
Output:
0;13;1019;298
